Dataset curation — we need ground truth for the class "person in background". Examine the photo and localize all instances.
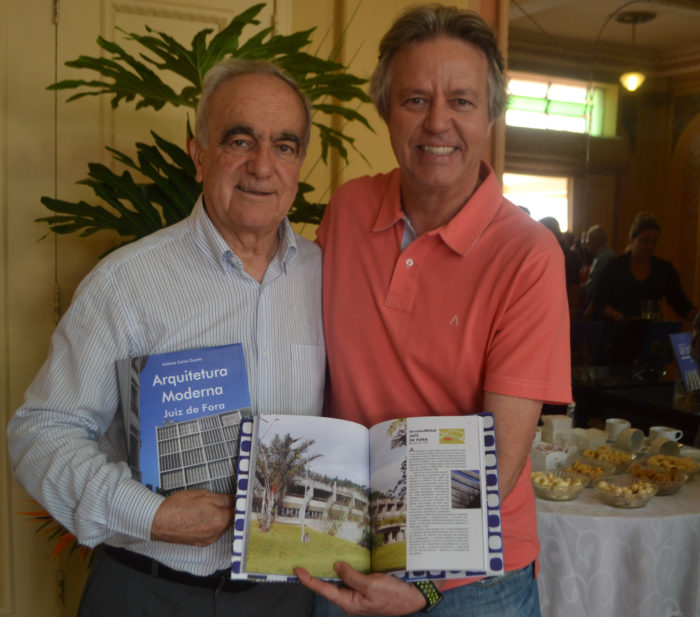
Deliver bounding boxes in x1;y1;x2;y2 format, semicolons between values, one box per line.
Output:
295;5;571;616
7;59;324;617
592;211;696;323
581;224;616;317
539;216;581;313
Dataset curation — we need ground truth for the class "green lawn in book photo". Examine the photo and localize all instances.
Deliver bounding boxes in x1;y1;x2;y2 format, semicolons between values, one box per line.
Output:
247;521;370;578
371;540;407;573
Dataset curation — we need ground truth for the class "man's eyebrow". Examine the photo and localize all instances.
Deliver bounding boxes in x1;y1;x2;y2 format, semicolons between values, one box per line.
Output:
220;125;255;143
275;131;302;146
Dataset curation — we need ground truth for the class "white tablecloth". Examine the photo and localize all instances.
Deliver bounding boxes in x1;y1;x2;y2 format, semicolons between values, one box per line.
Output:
536;476;700;617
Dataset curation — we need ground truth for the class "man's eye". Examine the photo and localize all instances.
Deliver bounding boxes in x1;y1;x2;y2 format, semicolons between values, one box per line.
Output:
453;98;470;107
277;144;296;155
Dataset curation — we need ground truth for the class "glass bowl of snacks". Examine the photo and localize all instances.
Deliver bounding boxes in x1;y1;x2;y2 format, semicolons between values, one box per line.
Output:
627;462;688;496
566;457;615;483
580;445;636;474
645;454;699;480
531;470;589;501
594;474;658;508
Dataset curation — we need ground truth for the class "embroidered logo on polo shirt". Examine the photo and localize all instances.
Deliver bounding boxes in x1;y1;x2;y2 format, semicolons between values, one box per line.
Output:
449;315;459;327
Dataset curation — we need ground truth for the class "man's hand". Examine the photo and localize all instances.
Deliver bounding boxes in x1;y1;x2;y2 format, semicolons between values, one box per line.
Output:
294;562;433;616
150;490;235;546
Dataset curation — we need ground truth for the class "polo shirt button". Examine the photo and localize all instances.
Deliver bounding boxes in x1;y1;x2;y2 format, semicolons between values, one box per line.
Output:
406;258;414;267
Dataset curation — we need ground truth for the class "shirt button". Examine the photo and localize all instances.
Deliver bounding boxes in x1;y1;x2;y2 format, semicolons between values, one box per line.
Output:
406;258;414;267
263;350;269;357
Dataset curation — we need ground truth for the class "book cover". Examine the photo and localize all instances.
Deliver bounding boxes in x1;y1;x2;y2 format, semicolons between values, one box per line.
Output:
231;413;503;583
118;343;252;495
670;332;700;391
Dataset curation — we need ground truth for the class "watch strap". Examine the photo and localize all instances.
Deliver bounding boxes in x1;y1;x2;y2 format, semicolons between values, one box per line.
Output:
413;580;443;613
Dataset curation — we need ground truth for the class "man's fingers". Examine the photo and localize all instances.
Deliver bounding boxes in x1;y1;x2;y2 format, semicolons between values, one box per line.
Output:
294;567;345;604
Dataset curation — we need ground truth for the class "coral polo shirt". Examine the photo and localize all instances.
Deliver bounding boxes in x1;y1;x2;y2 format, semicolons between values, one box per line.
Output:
318;164;572;577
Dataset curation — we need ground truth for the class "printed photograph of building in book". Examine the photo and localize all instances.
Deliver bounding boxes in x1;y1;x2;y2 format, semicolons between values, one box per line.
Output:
154;409;248;495
451;469;482;509
370;495;406;545
252;474;370;542
244;415;373;578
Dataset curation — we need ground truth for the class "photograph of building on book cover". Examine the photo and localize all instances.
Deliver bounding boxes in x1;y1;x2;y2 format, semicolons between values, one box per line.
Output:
156;410;246;495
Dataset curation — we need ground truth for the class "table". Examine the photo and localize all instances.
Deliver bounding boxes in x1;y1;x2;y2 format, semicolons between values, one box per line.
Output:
536;474;700;617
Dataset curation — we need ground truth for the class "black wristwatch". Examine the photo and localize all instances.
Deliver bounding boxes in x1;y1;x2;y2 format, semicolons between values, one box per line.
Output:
413;580;444;613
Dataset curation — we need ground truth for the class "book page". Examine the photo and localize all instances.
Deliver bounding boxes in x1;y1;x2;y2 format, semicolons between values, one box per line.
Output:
369;414;502;577
232;414;371;582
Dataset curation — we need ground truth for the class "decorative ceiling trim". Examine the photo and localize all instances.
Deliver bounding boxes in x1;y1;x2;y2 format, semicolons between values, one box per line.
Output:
509;28;700;77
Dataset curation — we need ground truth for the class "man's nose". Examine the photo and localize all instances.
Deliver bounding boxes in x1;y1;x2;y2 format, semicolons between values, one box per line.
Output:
246;146;273;176
423;101;451;133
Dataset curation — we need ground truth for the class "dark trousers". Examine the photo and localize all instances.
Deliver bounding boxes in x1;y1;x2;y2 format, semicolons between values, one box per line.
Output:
78;549;314;617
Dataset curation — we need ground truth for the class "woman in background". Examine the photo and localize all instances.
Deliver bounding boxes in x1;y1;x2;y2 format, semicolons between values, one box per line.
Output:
593;212;697;323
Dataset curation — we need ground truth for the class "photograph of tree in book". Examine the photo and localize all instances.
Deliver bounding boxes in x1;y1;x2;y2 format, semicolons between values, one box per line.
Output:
255;432;321;533
246;415;372;578
368;418;407;573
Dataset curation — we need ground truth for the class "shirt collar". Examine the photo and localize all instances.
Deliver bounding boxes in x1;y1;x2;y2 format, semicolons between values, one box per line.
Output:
372;162;503;257
190;194;298;273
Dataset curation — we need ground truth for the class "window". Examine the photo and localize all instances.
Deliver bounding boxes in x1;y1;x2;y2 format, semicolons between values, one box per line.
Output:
506;73;617;137
503;173;570;230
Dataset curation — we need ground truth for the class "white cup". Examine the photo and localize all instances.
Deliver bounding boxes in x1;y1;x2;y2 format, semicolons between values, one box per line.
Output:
649;426;683;442
606;418;631;442
650;436;681;457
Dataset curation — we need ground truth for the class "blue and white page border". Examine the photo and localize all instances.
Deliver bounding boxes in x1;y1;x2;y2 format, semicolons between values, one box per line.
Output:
231;416;295;582
399;411;504;582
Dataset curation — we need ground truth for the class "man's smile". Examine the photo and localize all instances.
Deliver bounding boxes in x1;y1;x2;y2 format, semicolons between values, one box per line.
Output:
419;145;457;155
237;185;274;196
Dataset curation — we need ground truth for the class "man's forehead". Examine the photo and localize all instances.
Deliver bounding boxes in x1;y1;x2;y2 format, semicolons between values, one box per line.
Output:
210;75;306;136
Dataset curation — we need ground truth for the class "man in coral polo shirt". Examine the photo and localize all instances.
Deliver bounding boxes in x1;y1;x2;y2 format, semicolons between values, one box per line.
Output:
296;5;571;617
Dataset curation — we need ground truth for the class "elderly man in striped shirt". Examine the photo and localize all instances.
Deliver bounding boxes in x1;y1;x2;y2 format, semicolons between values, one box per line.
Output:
8;59;324;617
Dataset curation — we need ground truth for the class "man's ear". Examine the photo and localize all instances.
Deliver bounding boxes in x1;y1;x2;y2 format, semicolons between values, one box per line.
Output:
188;137;204;183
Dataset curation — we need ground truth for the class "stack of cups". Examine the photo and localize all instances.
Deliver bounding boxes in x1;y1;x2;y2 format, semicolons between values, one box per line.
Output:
606;418;644;453
649;426;683;456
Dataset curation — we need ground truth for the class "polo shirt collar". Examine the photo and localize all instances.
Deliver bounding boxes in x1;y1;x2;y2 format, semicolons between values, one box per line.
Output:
372;163;502;257
372;169;405;232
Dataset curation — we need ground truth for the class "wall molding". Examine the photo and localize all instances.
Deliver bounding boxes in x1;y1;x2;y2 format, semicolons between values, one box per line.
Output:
0;0;13;610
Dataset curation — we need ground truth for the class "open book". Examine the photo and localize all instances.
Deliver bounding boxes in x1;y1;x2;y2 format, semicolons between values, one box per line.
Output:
117;343;252;495
231;413;503;583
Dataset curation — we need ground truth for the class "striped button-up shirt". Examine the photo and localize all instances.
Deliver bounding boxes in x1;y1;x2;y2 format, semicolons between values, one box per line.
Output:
8;197;325;575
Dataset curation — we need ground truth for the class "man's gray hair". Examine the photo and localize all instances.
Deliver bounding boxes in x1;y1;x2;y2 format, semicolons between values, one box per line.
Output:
369;4;506;122
586;224;607;244
195;59;312;149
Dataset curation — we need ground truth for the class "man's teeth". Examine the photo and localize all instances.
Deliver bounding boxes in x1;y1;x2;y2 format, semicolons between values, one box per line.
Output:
239;186;268;194
421;146;454;155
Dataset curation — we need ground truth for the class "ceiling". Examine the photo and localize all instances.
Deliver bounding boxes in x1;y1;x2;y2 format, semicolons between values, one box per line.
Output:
508;0;700;78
